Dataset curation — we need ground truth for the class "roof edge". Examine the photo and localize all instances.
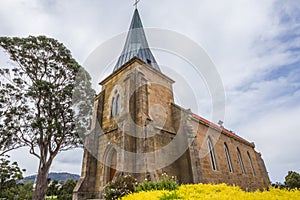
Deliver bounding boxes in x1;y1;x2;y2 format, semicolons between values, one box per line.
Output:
191;113;255;148
171;103;255;148
100;56;173;86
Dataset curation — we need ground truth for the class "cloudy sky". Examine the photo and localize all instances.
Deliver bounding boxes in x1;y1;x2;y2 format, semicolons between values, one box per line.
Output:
1;0;300;183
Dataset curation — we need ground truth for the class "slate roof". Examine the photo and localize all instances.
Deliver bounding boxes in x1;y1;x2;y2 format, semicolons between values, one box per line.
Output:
113;9;160;72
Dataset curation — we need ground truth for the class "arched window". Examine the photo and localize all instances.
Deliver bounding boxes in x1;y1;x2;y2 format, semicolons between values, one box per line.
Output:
247;151;256;175
116;94;120;116
111;92;121;118
237;147;246;174
111;97;115;118
224;143;234;173
207;137;218;171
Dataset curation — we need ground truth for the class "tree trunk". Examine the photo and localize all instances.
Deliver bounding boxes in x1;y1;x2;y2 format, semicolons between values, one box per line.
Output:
33;161;51;200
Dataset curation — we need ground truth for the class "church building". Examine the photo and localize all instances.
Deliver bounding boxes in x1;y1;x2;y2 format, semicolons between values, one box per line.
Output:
73;8;270;200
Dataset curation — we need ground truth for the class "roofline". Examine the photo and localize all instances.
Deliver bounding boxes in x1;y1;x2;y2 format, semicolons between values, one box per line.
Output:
191;113;255;148
113;8;160;72
100;57;174;85
171;103;255;148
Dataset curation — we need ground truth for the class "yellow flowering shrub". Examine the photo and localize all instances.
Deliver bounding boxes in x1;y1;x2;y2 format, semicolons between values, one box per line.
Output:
121;183;300;200
121;190;168;200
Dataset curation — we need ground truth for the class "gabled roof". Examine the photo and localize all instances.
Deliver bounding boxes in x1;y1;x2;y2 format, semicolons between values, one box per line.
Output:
113;9;160;72
191;113;255;148
171;103;255;148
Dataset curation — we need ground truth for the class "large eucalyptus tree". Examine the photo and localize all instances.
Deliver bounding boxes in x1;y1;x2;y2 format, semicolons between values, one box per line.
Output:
0;36;95;199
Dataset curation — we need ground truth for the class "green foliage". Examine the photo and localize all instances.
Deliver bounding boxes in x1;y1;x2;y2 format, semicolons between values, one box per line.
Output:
159;191;182;200
104;175;138;200
57;179;77;200
285;171;300;189
0;35;95;199
271;182;285;189
135;181;157;192
103;173;179;200
47;180;59;196
0;35;95;155
46;196;57;200
0;155;26;199
46;179;77;200
0;182;34;200
17;182;34;200
0;155;24;188
155;174;178;191
135;173;179;192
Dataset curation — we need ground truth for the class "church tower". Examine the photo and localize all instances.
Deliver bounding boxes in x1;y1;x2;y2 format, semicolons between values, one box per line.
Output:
73;9;184;199
74;7;270;200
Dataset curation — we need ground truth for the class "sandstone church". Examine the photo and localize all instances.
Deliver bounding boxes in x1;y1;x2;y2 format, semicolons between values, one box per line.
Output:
73;8;270;199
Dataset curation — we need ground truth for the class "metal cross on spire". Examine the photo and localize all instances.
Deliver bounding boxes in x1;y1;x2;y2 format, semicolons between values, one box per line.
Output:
133;0;140;9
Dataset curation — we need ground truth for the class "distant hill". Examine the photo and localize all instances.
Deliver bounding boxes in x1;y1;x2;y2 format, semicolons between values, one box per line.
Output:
19;172;80;184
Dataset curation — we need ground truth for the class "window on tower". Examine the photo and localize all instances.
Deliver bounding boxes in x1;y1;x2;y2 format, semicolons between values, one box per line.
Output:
116;94;120;115
111;91;121;118
111;97;115;118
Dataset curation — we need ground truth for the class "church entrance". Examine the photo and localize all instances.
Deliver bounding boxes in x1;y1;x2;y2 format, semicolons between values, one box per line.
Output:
109;167;116;181
107;148;117;182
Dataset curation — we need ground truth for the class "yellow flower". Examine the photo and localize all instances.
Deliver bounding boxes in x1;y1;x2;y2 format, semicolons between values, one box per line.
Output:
121;183;300;200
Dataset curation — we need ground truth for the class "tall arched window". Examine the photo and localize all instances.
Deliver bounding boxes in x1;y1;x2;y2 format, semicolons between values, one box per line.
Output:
237;147;246;174
247;151;255;175
111;92;121;118
111;97;115;118
116;94;120;115
207;137;218;171
224;143;233;173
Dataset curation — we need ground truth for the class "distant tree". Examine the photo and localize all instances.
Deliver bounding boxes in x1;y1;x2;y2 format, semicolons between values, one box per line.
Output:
0;154;24;198
47;179;59;197
271;182;285;189
57;179;77;200
17;182;34;200
0;36;95;199
285;171;300;189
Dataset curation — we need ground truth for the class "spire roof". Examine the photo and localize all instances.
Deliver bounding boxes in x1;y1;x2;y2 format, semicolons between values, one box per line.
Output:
113;9;160;72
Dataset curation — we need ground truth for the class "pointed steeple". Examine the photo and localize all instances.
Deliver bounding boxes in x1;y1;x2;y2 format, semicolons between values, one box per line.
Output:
113;9;160;72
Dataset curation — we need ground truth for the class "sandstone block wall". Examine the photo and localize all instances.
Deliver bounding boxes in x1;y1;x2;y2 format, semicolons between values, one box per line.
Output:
74;58;270;199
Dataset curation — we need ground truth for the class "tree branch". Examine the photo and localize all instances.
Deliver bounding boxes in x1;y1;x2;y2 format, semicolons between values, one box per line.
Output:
0;144;25;156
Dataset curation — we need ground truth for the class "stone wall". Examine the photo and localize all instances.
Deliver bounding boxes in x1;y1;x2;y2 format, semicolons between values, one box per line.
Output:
188;114;270;190
74;58;270;199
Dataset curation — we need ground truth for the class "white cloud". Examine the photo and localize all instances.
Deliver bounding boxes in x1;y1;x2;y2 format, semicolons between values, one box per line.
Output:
8;147;83;176
50;149;83;173
237;105;300;182
1;0;300;183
